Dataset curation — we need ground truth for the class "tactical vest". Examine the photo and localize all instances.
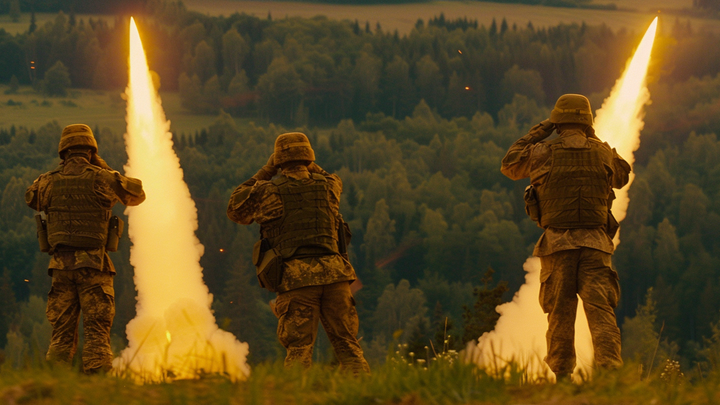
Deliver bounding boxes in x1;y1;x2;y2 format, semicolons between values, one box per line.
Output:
260;174;339;259
46;167;111;249
535;136;612;229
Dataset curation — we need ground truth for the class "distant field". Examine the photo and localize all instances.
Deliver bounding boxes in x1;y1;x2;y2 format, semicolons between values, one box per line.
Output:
184;0;718;35
0;87;218;136
0;13;113;35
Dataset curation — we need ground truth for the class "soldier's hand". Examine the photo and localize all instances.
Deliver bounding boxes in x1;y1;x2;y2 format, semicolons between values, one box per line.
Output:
253;154;278;181
540;119;555;133
529;119;554;142
91;153;113;171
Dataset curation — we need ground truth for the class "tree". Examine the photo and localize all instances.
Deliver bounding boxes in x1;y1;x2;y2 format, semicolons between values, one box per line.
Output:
621;288;678;371
9;0;21;23
191;40;216;83
222;29;248;77
352;45;382;117
371;279;428;341
6;75;19;95
362;199;396;267
382;55;413;118
499;65;545;107
462;268;507;344
29;10;36;33
414;55;444;109
42;61;71;97
256;57;304;124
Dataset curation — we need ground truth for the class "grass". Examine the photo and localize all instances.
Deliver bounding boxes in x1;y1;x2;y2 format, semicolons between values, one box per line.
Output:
0;86;219;136
3;350;720;405
183;0;720;36
0;326;718;403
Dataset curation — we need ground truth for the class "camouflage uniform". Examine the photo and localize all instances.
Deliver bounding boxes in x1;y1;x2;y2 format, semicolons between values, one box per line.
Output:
228;159;369;373
501;118;631;377
26;153;145;373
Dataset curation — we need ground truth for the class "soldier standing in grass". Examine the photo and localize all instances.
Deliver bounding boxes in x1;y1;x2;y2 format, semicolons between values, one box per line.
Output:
25;124;145;373
501;94;631;381
227;132;370;374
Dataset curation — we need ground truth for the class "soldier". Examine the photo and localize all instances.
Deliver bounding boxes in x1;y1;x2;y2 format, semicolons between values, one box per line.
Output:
500;94;631;381
25;124;145;373
227;132;370;374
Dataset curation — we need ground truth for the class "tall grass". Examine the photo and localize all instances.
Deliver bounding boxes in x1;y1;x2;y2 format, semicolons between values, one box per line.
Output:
5;351;720;404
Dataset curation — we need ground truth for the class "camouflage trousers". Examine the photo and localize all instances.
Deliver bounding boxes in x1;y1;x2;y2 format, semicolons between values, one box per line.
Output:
274;281;370;374
46;268;115;373
539;248;623;376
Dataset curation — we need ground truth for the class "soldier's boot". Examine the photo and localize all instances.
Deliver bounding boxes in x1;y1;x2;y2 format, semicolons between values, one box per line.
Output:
554;371;572;383
285;344;314;369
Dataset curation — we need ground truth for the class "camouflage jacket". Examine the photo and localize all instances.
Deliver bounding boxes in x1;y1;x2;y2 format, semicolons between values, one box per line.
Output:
501;124;632;256
25;155;145;274
227;164;356;292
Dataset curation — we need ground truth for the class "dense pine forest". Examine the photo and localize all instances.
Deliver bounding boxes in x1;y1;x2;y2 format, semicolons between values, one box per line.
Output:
1;0;720;371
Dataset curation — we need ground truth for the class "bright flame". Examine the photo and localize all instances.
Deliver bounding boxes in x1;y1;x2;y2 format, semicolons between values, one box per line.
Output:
113;18;250;382
468;17;658;382
595;17;659;229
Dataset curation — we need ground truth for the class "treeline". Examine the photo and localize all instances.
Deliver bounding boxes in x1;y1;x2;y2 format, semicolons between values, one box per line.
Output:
0;0;146;14
3;3;720;128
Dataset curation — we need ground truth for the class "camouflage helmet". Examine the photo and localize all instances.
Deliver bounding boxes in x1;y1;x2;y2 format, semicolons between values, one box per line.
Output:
58;124;97;158
274;132;315;166
549;94;594;126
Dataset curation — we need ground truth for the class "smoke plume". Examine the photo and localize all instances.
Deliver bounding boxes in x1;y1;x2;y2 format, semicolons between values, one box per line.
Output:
113;18;250;382
468;17;658;382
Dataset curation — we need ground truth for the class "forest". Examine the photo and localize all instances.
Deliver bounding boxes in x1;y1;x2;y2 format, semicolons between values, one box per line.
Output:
0;0;720;370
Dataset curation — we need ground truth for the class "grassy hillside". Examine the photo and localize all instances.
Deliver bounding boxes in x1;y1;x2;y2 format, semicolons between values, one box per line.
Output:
184;0;719;35
0;358;716;405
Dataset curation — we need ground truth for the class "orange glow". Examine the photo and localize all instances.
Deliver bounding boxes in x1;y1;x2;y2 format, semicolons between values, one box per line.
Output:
595;17;658;227
115;17;249;383
464;86;470;90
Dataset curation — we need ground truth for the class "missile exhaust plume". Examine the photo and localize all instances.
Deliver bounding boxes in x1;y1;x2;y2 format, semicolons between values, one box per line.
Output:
468;17;658;382
113;18;249;382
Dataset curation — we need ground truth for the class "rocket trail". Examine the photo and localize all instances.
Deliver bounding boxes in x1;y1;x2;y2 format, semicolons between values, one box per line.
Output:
113;18;249;382
468;17;659;382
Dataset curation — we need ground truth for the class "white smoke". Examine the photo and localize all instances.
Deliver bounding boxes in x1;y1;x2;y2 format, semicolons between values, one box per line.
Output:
468;18;658;382
113;18;250;382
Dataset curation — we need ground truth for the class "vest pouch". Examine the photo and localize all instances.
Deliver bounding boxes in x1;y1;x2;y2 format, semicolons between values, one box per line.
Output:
105;216;124;252
256;247;283;292
524;185;541;226
338;220;352;261
35;213;50;253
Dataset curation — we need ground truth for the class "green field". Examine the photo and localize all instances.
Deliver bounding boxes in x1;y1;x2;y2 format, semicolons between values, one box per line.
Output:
0;86;219;136
0;358;717;405
0;13;113;35
185;0;718;35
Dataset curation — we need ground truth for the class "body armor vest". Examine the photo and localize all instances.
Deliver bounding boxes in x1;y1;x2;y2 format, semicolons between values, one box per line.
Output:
535;136;612;229
46;167;111;249
260;173;339;259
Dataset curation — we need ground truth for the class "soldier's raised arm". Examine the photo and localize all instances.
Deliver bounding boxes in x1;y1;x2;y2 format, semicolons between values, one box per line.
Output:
500;119;555;180
227;153;278;224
